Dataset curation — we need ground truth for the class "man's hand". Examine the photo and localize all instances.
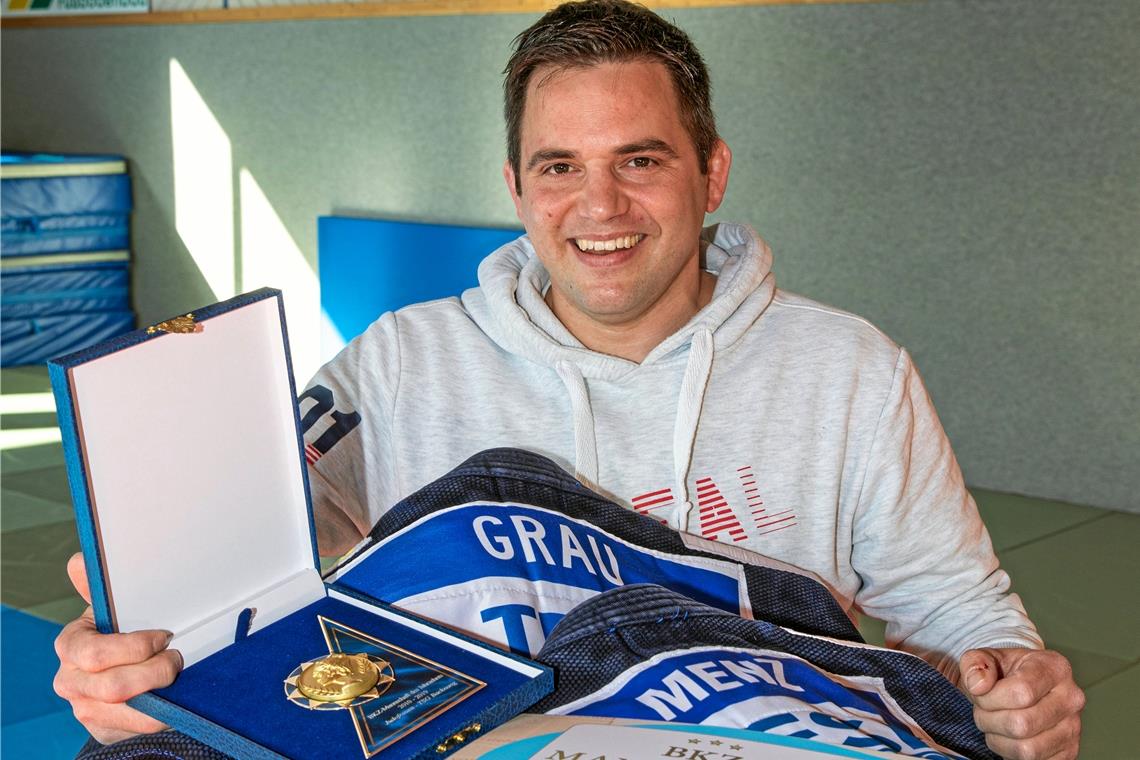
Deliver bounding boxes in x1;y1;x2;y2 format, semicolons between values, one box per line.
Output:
960;647;1085;760
53;552;181;745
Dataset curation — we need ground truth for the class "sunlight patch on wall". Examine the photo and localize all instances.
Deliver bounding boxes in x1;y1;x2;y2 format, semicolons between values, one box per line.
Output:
170;58;235;300
239;168;319;384
320;308;347;364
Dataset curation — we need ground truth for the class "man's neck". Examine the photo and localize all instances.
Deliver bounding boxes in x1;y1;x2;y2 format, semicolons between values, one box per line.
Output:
548;271;717;363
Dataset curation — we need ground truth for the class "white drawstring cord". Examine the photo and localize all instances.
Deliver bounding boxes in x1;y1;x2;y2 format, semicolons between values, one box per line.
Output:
669;328;714;532
553;329;713;534
556;360;599;489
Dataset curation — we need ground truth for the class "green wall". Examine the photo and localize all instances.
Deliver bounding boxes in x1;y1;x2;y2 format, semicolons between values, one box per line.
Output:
2;0;1137;511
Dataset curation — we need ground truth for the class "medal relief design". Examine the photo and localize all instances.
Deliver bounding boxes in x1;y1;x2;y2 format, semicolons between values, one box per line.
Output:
285;652;395;710
284;616;485;757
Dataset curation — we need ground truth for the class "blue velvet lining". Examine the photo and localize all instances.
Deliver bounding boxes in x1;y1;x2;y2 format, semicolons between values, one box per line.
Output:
151;596;539;758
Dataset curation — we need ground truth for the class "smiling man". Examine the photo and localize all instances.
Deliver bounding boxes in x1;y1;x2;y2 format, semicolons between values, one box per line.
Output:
55;2;1083;759
505;59;730;361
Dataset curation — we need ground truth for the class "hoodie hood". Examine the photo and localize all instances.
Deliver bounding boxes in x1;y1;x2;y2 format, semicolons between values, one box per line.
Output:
472;221;776;379
465;221;776;532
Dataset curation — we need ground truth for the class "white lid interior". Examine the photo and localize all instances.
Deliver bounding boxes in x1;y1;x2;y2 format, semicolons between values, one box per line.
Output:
69;296;323;666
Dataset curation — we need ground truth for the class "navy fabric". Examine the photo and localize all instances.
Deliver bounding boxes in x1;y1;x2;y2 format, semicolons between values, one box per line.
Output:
535;584;997;760
354;447;862;644
76;733;228;760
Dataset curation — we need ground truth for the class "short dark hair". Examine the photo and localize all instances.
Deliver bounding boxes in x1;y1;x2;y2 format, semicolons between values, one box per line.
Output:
503;0;718;193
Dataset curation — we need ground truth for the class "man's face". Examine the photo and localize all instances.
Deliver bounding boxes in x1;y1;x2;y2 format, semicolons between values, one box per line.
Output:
505;60;730;335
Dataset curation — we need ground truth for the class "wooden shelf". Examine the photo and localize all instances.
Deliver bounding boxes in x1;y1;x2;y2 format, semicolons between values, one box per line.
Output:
1;0;896;28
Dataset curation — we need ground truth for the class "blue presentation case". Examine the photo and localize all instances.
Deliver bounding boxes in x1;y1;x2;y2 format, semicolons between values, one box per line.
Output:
47;289;552;759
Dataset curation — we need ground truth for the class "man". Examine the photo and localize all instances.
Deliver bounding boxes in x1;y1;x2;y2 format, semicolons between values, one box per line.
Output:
54;2;1084;758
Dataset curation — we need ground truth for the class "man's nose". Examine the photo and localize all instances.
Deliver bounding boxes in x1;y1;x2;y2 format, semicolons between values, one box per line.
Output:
578;169;629;222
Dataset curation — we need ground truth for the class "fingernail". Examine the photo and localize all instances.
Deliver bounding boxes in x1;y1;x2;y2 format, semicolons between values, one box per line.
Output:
163;631;175;647
964;665;985;692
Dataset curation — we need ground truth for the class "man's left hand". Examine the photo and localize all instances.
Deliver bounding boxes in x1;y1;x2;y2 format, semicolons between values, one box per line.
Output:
960;647;1085;760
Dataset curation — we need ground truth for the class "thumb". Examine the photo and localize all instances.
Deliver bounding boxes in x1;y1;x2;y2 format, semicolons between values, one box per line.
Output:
959;648;1001;700
66;552;92;605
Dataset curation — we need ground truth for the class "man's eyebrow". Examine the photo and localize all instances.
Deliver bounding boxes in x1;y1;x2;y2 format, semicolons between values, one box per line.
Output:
525;140;680;171
616;139;679;159
526;149;577;171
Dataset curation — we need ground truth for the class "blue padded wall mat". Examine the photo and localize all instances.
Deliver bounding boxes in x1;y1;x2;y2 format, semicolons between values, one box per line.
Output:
1;260;131;318
2;153;131;258
1;311;137;367
318;216;520;350
1;152;135;366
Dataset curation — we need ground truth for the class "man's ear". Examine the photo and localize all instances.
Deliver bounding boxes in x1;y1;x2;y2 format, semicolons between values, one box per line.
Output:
503;160;524;220
704;139;732;214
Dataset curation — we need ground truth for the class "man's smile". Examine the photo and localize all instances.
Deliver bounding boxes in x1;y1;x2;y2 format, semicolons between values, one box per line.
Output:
572;234;645;252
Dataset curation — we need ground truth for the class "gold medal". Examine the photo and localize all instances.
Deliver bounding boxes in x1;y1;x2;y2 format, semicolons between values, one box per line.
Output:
297;653;379;702
285;653;395;710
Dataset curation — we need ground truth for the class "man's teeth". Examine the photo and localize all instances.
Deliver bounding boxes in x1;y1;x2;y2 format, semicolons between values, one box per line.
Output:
574;234;644;252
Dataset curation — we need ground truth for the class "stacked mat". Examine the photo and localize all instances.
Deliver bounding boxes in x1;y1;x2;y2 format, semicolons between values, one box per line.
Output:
1;152;136;366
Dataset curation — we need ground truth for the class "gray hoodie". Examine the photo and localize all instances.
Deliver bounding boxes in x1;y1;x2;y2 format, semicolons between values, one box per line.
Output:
303;222;1042;680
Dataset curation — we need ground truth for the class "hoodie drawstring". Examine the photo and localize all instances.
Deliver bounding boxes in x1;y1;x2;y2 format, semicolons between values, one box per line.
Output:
556;329;714;534
556;360;599;489
486;225;772;537
669;328;714;532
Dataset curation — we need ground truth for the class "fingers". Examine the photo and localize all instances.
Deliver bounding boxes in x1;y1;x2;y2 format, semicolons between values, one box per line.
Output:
55;613;175;674
981;712;1081;760
56;648;182;704
53;609;180;744
973;682;1085;741
961;648;1085;760
960;648;1001;698
968;649;1073;712
67;697;171;746
67;552;92;605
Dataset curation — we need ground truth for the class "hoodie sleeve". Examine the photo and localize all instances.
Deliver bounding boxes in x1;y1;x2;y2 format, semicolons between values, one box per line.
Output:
850;348;1043;683
300;312;402;557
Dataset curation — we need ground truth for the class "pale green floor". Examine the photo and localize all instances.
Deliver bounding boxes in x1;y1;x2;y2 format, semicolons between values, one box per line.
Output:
2;364;1137;757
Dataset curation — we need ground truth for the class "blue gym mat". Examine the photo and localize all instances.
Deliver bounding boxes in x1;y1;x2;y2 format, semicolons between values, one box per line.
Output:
1;604;90;758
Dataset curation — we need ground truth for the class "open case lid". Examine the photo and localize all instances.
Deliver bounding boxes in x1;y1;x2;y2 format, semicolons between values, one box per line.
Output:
49;289;324;666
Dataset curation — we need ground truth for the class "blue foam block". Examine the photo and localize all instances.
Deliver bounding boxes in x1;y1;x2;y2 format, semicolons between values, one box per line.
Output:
318;216;521;347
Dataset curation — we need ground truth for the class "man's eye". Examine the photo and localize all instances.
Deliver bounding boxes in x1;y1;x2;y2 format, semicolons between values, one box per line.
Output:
628;156;656;168
544;163;573;175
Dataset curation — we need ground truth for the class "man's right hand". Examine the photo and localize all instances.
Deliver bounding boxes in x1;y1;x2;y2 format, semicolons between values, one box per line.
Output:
53;552;182;745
